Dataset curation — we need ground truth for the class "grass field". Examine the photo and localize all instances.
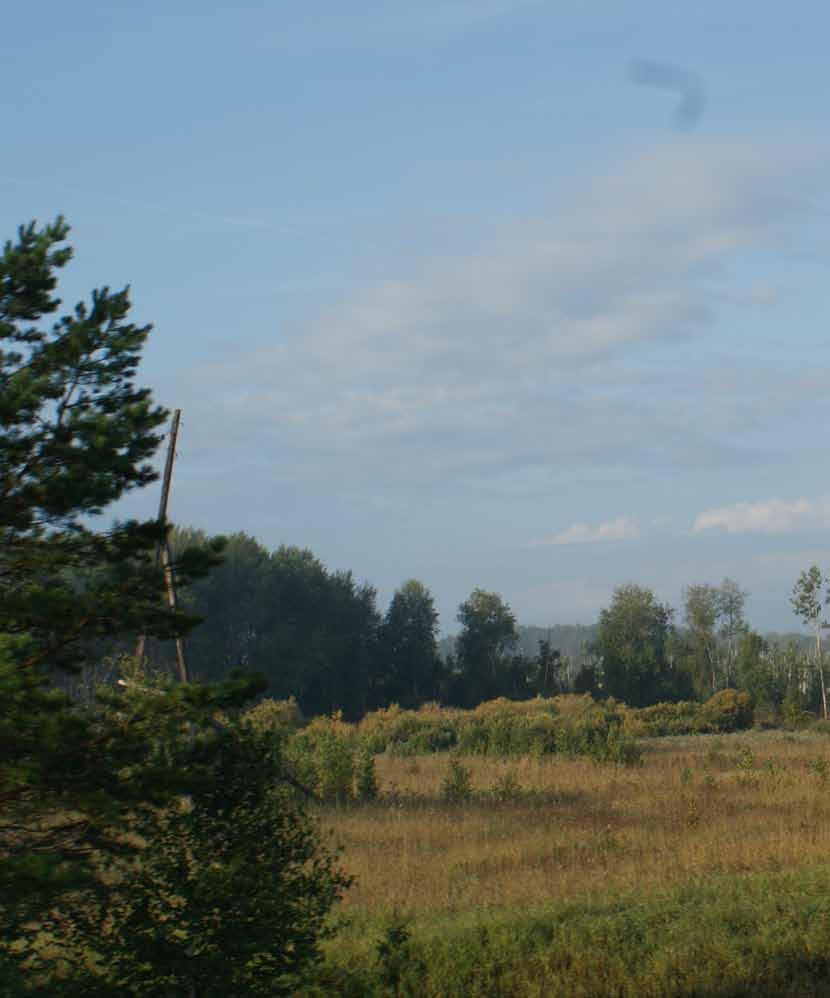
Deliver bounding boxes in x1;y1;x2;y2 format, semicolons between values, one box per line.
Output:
303;729;830;995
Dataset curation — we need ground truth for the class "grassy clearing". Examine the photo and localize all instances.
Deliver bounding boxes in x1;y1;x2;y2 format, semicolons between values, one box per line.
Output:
325;729;830;915
306;729;830;995
305;864;830;996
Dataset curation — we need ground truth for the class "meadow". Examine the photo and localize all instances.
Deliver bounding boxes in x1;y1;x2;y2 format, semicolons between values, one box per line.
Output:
301;728;830;996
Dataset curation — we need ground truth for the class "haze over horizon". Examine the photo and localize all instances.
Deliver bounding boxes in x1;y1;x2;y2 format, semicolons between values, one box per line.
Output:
4;1;829;635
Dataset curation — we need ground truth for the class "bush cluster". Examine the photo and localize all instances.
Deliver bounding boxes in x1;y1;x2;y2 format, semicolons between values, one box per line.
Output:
622;689;754;737
287;711;359;803
244;690;756;804
248;694;644;803
358;702;461;756
450;695;637;762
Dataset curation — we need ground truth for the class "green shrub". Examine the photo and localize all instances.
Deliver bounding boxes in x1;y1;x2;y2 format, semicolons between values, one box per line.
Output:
625;699;704;737
442;758;474;803
290;713;356;803
280;693;700;777
243;695;305;733
807;758;829;781
490;768;524;801
386;724;457;756
603;727;642;766
316;733;355;803
358;704;461;756
455;719;490;755
375;917;422;996
623;691;754;738
356;747;379;802
782;693;808;728
485;713;517;756
702;689;754;732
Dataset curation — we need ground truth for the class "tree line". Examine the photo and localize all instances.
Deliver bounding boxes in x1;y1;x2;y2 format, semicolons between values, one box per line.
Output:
134;532;830;721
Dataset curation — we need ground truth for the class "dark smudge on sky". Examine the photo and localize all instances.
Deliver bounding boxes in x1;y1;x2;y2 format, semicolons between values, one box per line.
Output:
628;59;707;129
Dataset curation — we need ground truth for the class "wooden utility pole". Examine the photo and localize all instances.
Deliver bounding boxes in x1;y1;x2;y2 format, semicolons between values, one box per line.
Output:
135;409;188;681
161;539;189;683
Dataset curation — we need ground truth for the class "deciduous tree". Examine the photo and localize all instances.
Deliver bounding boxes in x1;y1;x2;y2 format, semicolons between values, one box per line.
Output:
717;577;748;687
593;583;676;707
378;579;440;708
455;588;518;706
790;565;828;720
683;583;721;693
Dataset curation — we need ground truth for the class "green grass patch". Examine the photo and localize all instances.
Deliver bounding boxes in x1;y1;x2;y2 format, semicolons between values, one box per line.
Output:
302;863;830;997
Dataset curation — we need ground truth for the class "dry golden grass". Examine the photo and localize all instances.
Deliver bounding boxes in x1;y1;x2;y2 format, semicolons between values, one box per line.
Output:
317;729;830;919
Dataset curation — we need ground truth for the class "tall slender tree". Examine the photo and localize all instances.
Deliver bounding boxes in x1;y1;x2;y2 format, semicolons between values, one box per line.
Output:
717;577;748;687
790;565;828;720
455;588;518;706
379;579;440;708
683;583;721;693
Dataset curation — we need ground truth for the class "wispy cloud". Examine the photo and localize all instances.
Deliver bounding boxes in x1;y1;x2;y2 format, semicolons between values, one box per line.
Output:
179;135;826;495
537;517;640;547
693;497;830;535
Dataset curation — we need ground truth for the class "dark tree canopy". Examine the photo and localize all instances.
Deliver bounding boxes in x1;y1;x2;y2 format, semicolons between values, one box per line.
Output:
0;217;219;673
453;588;518;706
378;579;441;708
0;219;350;995
592;583;678;707
151;530;382;720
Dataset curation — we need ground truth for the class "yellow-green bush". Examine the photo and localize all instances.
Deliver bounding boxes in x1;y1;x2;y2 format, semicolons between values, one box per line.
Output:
357;702;459;755
623;690;754;737
243;695;305;732
288;711;357;803
250;692;756;800
355;695;635;763
702;689;754;732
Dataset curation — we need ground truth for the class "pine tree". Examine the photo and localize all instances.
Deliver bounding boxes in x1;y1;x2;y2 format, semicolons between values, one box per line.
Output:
0;219;350;994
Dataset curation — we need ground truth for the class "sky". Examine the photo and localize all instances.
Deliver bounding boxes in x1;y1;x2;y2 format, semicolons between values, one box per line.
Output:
4;1;830;634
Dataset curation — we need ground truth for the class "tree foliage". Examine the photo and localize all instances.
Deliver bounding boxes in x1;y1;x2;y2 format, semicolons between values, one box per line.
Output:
378;579;440;708
682;579;747;694
0;218;350;995
0;217;221;673
453;589;518;706
592;583;679;707
155;531;383;720
791;565;829;719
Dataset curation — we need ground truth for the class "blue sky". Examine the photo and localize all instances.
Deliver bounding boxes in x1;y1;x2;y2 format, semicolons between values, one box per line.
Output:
4;1;830;633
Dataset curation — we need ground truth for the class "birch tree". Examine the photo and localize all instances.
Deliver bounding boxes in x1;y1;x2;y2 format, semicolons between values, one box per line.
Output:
790;565;828;720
